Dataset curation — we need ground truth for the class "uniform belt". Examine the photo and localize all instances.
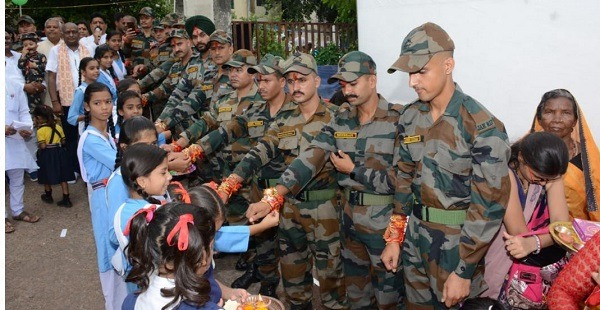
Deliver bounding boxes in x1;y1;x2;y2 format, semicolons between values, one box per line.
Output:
44;143;62;149
295;188;336;202
412;204;467;226
91;178;108;190
253;176;279;189
344;188;394;206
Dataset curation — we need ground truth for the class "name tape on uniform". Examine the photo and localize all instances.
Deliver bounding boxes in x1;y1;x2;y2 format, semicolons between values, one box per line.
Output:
403;135;423;144
248;121;264;127
218;107;233;113
334;132;358;139
187;66;199;74
277;130;296;138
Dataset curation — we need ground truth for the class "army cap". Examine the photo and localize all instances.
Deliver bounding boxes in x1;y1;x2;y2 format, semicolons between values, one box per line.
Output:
171;13;186;27
328;51;376;84
158;15;173;28
167;28;190;42
223;49;258;69
139;7;156;18
282;52;318;75
17;15;35;26
388;22;455;74
153;19;165;30
208;29;232;45
247;54;284;75
20;32;39;42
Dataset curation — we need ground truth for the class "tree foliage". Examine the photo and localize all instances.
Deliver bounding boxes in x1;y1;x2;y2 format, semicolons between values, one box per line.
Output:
5;0;172;31
262;0;339;23
322;0;356;23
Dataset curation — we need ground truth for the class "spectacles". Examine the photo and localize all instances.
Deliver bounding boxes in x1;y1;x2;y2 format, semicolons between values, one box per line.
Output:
525;165;561;184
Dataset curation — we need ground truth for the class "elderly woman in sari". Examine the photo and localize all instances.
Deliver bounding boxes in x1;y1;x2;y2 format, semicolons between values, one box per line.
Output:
531;89;600;221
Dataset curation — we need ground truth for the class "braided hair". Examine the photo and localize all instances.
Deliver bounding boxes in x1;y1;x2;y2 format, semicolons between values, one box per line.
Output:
94;44;118;82
115;116;157;169
120;143;168;204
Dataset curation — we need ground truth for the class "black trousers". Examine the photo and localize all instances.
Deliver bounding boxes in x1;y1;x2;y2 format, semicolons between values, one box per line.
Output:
61;106;80;174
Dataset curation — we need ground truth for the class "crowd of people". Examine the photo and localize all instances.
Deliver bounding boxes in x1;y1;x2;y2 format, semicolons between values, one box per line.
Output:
5;8;600;310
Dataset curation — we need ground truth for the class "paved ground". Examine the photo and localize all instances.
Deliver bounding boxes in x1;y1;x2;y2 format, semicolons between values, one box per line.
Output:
5;176;323;309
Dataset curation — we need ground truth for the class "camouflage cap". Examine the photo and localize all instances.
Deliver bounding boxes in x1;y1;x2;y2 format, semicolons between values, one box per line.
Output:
158;15;174;27
171;13;186;27
153;19;165;30
208;29;232;45
223;49;258;69
167;28;190;43
388;22;455;74
327;51;376;84
139;7;156;18
282;52;318;75
247;54;284;75
20;32;39;42
17;15;35;26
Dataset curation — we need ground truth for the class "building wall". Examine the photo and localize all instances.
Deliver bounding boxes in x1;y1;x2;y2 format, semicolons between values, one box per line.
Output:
232;0;267;20
357;0;600;140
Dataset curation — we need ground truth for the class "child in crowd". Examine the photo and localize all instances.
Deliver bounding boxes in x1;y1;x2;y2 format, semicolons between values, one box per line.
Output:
67;57;99;127
17;32;46;109
112;143;171;292
117;78;141;95
76;82;124;309
123;202;223;309
33;105;75;207
94;44;118;100
115;90;143;136
106;30;126;81
5;77;40;234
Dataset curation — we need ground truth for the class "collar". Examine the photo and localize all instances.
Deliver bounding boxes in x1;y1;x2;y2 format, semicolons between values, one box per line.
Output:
417;83;465;118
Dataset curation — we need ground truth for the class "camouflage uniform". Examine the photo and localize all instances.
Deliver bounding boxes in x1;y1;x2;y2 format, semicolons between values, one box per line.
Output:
18;33;47;109
234;53;347;309
143;29;198;121
139;57;177;93
208;30;235;104
124;7;157;71
387;23;511;309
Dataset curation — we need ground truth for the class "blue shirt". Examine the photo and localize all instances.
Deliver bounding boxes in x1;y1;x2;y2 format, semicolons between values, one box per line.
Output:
67;82;88;126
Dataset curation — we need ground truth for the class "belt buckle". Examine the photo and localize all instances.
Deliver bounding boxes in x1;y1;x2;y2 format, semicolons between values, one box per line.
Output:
348;190;360;205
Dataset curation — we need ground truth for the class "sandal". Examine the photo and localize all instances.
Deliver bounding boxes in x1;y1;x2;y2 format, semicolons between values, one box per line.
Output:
5;219;15;233
13;211;40;223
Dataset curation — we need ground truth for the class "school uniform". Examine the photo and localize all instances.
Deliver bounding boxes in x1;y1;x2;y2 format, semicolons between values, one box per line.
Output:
66;82;87;127
77;124;127;310
36;125;75;184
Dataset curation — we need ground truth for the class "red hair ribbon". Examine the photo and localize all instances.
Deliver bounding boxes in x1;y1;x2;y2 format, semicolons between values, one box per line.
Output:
124;204;157;236
170;181;191;203
166;214;195;251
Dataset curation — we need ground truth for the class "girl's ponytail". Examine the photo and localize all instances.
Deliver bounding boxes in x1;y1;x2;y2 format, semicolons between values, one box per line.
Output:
124;210;155;291
120;143;168;204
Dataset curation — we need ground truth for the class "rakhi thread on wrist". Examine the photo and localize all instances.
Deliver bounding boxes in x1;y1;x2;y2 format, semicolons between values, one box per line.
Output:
261;187;284;212
383;214;408;245
170;142;182;153
216;175;243;200
182;144;204;162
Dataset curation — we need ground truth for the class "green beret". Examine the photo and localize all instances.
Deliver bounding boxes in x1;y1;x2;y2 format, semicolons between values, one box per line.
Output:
185;15;215;38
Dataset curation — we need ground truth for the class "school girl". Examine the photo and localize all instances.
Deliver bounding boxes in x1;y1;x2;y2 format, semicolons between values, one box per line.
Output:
76;82;124;309
123;203;223;310
66;57;99;127
33;105;75;207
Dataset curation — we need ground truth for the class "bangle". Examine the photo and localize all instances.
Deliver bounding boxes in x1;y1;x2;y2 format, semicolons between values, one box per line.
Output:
532;235;541;255
383;214;408;245
182;144;204;162
170;142;182;152
261;187;284;212
216;175;243;201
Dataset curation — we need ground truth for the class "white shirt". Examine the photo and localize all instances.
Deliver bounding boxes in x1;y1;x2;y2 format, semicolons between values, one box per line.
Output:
5;50;26;87
5;78;38;171
80;33;107;55
46;44;83;95
134;274;180;310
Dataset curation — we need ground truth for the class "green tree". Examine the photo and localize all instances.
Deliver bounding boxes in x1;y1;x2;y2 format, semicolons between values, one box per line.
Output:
262;0;338;22
322;0;356;23
5;0;172;31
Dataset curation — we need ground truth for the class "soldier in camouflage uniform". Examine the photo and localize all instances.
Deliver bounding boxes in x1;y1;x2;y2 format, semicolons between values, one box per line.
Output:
185;54;294;297
273;51;404;309
141;29;195;122
123;7;157;78
207;30;235;103
382;22;511;309
154;17;218;137
236;52;347;310
138;14;189;94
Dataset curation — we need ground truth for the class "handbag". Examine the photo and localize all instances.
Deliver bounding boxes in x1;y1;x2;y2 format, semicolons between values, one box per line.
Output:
504;229;568;309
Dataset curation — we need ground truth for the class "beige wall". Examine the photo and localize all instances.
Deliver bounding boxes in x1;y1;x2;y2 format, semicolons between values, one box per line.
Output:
232;0;267;20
